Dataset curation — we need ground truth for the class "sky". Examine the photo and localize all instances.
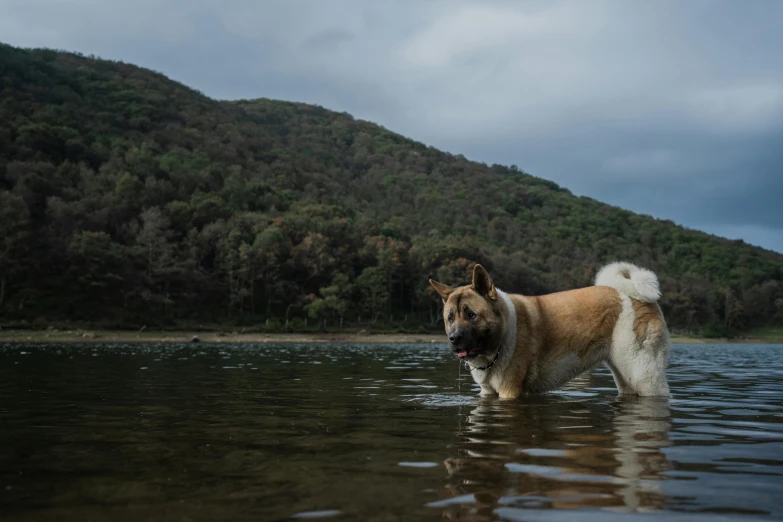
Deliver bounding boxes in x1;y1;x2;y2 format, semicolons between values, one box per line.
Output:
2;0;782;253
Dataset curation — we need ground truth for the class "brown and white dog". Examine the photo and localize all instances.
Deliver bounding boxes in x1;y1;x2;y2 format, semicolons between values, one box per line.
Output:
429;262;670;399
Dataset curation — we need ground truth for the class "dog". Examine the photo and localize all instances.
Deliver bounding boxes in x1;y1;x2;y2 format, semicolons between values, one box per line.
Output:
429;262;670;399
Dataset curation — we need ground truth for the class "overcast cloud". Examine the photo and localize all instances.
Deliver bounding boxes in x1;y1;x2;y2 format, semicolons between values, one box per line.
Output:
2;0;782;252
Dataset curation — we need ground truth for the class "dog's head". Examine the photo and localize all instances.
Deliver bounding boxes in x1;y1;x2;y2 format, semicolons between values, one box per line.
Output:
429;264;504;360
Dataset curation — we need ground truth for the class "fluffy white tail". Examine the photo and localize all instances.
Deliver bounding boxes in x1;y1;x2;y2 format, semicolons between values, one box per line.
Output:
595;262;661;303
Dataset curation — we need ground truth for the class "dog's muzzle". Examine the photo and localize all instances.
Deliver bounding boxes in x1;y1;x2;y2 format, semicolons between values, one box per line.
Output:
448;330;478;359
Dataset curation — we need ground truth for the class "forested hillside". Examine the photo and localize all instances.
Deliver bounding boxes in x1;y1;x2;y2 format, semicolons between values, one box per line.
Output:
1;43;782;335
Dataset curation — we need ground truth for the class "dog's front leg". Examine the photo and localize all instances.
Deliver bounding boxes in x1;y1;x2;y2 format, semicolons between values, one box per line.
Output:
498;381;523;400
479;385;497;397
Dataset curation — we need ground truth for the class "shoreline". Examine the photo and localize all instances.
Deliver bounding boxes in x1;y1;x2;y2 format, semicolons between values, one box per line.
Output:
0;329;781;345
0;329;445;345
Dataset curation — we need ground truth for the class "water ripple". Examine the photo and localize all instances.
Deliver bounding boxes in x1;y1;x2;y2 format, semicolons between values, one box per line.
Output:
0;342;781;521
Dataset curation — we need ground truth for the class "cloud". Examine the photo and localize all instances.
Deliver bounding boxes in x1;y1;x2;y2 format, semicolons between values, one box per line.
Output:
395;2;597;69
686;83;783;133
604;150;676;174
0;0;201;45
0;0;781;252
301;29;355;51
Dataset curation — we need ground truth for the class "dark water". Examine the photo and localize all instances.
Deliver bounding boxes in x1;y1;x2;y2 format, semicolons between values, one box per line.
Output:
0;343;782;521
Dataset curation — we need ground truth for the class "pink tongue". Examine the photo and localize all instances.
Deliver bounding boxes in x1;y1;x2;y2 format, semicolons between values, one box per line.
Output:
456;349;468;358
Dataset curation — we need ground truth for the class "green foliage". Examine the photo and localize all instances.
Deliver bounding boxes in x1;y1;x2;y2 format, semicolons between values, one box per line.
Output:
305;273;351;328
355;267;390;323
66;231;128;316
1;42;782;334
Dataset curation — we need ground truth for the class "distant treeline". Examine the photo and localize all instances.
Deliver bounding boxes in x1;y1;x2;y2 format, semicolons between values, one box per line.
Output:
1;43;782;335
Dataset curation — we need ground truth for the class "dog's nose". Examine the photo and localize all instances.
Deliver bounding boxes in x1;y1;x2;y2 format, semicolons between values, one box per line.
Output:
449;332;464;345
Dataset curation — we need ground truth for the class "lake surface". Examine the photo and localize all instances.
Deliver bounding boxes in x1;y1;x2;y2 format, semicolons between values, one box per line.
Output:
0;342;782;521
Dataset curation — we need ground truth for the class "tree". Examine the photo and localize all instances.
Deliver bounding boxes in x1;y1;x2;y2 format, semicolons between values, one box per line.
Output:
0;192;30;312
250;226;292;316
66;231;128;316
355;267;389;324
133;207;187;318
305;273;351;328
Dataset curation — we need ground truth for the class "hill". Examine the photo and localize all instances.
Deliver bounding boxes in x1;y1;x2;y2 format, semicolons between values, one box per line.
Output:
1;43;781;336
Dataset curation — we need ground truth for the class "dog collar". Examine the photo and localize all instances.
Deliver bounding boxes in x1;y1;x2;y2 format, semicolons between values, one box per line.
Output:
466;346;501;372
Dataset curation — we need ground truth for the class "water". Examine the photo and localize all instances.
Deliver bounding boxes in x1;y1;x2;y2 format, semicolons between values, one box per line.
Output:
0;342;782;522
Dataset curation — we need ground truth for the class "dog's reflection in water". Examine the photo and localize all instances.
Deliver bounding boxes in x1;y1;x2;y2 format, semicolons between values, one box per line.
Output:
438;385;671;519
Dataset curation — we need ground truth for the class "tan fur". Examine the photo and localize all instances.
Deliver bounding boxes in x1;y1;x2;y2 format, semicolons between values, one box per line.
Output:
431;263;670;399
494;287;622;398
533;287;622;361
632;299;666;341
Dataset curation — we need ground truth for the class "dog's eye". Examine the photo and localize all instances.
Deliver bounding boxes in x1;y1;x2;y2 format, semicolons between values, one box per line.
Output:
447;313;454;323
466;310;476;320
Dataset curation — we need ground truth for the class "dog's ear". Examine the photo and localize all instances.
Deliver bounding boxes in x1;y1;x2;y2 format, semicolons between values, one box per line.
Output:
472;264;497;301
429;279;454;302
